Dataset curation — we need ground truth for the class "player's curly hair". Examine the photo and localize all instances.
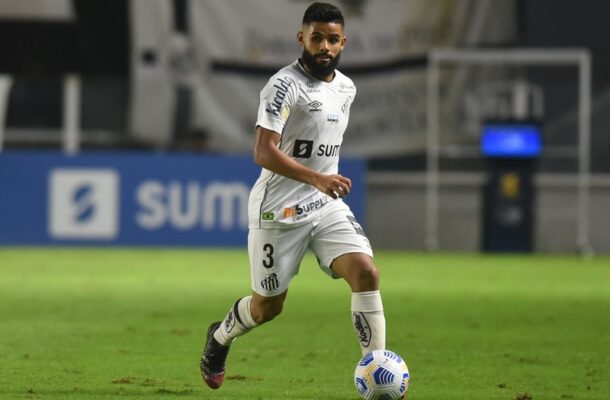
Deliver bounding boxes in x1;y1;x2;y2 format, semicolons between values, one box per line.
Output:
302;2;344;26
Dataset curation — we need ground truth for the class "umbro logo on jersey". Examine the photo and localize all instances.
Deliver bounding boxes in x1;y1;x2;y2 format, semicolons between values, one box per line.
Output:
308;100;323;112
293;139;314;158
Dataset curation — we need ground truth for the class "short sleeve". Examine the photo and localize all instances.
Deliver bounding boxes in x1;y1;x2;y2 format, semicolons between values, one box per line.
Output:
256;75;298;135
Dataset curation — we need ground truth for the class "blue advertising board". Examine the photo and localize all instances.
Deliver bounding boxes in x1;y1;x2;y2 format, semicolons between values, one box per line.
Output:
0;151;365;246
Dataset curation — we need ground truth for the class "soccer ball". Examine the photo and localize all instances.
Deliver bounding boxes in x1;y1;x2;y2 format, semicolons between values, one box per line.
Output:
354;350;410;400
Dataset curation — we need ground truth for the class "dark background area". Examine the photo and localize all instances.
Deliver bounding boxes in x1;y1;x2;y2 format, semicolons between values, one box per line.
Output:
518;0;610;172
0;0;129;134
1;0;609;170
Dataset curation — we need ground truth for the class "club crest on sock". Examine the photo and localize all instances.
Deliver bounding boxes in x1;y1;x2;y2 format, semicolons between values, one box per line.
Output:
224;309;236;333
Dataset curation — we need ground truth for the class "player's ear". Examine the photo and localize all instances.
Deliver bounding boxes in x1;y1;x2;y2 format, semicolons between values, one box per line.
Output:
297;30;304;45
341;35;347;50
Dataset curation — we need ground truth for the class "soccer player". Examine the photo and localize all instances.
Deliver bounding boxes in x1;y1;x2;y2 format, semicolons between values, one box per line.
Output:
200;2;386;389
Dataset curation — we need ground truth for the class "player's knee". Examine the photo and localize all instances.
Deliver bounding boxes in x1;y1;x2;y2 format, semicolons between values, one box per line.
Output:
251;300;284;324
353;263;380;291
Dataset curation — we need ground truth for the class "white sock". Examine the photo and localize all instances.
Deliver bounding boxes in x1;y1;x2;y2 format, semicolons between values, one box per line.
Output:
351;290;386;355
213;296;258;346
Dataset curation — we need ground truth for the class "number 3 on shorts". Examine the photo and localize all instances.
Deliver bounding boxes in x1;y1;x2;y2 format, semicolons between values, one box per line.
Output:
262;243;274;268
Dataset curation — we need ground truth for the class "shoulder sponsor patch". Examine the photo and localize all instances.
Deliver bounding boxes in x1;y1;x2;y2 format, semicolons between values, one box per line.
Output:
265;77;292;117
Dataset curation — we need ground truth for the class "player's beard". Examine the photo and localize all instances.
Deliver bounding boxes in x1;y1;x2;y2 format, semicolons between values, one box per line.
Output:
301;48;341;80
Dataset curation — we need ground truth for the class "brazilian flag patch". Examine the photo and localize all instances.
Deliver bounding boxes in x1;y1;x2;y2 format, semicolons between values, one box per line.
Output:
262;212;275;221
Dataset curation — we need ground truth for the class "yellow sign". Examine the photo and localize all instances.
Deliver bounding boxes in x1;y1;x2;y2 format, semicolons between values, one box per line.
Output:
500;173;520;199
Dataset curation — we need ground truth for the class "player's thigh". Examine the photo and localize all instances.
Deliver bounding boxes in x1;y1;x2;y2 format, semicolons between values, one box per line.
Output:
309;204;373;279
248;225;310;297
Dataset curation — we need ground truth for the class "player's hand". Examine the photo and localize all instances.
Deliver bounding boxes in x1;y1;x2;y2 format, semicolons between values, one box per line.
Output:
315;174;352;199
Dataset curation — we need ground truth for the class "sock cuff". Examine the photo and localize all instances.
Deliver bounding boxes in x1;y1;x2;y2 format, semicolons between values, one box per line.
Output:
351;290;383;312
235;296;257;329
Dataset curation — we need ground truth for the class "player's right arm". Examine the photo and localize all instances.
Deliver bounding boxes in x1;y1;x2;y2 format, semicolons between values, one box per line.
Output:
253;126;351;199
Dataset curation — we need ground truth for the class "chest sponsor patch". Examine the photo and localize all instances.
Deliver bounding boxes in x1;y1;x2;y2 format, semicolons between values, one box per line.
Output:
293;139;314;158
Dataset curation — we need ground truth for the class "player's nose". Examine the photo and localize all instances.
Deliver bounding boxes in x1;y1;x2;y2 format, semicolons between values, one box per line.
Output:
319;39;330;52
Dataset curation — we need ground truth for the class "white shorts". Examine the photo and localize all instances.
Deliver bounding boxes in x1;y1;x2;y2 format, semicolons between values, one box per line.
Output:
248;201;373;296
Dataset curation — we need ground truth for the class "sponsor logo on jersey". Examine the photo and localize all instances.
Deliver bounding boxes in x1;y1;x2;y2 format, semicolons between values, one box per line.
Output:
352;312;372;347
292;139;314;158
338;82;355;94
261;273;280;291
306;80;321;93
265;77;292;117
280;105;290;120
293;140;341;159
347;215;366;236
341;96;353;114
308;100;323;112
327;114;339;123
347;215;371;248
317;144;340;157
283;197;329;219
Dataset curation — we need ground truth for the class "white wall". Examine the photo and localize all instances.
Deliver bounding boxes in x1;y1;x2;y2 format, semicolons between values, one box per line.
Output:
366;172;610;254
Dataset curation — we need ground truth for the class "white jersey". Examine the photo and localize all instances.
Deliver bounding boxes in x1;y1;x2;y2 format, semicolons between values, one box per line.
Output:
248;59;357;228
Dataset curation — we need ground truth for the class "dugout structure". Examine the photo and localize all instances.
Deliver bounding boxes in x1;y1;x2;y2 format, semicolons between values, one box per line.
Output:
426;48;592;254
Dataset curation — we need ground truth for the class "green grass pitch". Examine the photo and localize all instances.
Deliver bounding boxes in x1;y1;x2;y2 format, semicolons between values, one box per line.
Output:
1;248;609;399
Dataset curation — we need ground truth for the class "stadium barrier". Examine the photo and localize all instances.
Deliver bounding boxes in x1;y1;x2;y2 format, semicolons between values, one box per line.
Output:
0;151;365;246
